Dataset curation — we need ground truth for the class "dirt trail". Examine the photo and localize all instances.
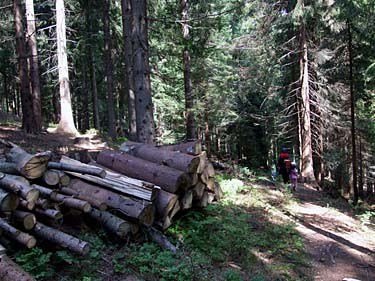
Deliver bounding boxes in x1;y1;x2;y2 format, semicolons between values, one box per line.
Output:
290;184;375;281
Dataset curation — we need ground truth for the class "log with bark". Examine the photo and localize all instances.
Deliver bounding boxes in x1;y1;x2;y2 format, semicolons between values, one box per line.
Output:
120;141;200;173
0;255;36;281
32;222;90;255
68;179;154;226
60;187;107;211
0;218;36;248
0;242;5;255
148;227;176;254
97;150;192;194
0;174;39;204
0;140;51;179
180;190;193;210
41;170;60;186
0;188;20;212
158;140;202;155
34;208;63;220
12;210;36;230
48;160;106;178
0;162;19;175
88;208;136;238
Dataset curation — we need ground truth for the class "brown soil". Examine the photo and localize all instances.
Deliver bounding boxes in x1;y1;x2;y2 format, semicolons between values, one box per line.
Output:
288;184;375;281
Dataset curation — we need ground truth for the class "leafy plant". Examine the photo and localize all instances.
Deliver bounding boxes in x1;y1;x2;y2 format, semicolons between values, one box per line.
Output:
16;247;54;279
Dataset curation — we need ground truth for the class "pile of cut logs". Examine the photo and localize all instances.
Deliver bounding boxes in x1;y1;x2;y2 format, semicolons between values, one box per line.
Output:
0;139;222;279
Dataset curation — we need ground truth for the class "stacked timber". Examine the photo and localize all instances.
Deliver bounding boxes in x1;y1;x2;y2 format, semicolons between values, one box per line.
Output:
96;140;223;230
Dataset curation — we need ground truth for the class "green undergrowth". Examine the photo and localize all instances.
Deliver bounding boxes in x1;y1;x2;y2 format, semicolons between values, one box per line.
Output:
13;170;311;281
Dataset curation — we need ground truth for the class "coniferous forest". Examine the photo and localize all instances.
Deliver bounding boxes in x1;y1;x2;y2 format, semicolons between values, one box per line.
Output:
1;1;375;280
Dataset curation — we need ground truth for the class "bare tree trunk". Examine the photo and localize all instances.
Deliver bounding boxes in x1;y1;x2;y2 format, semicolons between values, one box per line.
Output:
86;1;100;130
180;0;196;140
13;0;35;133
103;0;117;141
298;0;315;182
347;19;358;205
121;0;137;141
55;0;78;135
25;0;42;132
131;0;155;143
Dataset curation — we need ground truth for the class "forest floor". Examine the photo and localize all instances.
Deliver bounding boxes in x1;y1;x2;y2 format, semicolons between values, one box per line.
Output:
267;182;375;281
0;120;375;281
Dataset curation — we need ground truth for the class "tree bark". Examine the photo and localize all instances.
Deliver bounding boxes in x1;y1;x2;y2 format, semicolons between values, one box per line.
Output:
158;140;202;155
60;187;107;211
120;141;200;173
298;0;315;182
121;0;137;141
131;0;155;143
12;210;36;230
0;255;36;281
68;178;155;226
25;0;42;132
97;150;192;193
48;160;106;178
0;218;36;248
32;222;89;255
347;18;358;205
0;175;39;204
13;0;35;133
103;0;117;141
0;188;20;212
55;0;78;135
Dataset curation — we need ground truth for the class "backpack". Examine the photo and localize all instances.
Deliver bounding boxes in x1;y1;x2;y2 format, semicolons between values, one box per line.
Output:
284;159;291;171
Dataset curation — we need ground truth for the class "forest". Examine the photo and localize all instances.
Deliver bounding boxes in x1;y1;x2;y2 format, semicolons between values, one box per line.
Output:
0;0;375;280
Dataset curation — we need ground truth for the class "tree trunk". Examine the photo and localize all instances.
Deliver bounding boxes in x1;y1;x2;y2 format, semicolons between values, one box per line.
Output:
298;0;315;182
25;0;42;132
120;141;200;173
131;0;155;143
347;19;358;205
103;0;117;141
121;0;137;141
13;0;35;133
32;222;89;255
55;0;78;135
97;150;192;193
68;178;155;226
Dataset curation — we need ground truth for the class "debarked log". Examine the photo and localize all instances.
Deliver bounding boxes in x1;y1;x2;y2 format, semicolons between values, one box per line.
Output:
0;218;36;248
120;141;200;173
32;222;90;255
0;255;36;281
89;208;135;238
48;160;106;178
68;179;154;226
97;150;191;194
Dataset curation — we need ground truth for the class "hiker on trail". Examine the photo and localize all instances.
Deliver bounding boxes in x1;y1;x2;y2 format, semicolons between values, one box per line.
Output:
277;148;290;184
271;160;277;181
289;162;298;191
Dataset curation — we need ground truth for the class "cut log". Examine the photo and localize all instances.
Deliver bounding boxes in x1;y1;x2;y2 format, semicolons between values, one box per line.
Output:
205;162;215;177
4;174;30;185
12;210;36;230
48;160;106;178
192;181;205;200
154;189;178;221
89;208;134;238
19;199;35;211
42;170;60;186
195;191;208;208
68;179;154;226
214;181;223;201
169;199;181;219
57;171;70;186
0;175;39;204
32;222;90;255
0;218;36;248
30;184;57;198
180;190;193;210
206;178;215;191
148;227;176;254
0;255;36;281
0;162;20;175
35;198;50;209
60;187;107;211
4;143;51;179
207;192;215;204
196;151;207;174
0;188;20;212
34;208;63;220
158;140;202;155
189;173;198;186
120;141;200;173
97;150;191;193
50;193;91;213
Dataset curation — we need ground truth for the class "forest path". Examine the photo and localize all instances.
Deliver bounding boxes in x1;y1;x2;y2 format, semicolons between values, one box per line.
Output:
288;184;375;281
